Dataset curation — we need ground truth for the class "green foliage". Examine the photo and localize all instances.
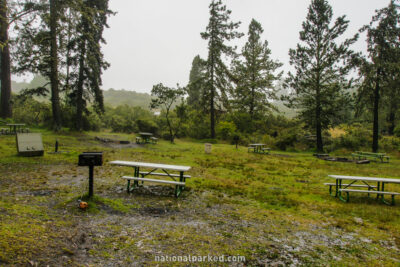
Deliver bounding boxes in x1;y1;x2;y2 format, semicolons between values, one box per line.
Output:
394;125;400;137
103;105;155;134
284;0;358;152
231;19;282;120
356;0;400;151
136;119;158;134
216;121;237;141
187;55;207;109
201;0;243;138
151;83;186;142
328;124;373;151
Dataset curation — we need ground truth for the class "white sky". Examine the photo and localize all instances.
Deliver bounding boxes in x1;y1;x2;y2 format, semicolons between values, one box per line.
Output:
14;0;389;93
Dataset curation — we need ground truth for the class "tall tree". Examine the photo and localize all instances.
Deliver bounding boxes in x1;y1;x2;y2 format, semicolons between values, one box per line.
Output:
357;0;400;151
13;0;65;129
0;0;37;118
187;55;206;110
49;0;61;129
72;0;111;131
284;0;357;152
201;0;242;138
0;0;12;118
232;19;282;121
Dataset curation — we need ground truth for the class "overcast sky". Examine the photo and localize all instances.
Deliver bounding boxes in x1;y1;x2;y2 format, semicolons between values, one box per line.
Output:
100;0;388;93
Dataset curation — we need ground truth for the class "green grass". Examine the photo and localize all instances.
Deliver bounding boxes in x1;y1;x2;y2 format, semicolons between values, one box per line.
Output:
0;129;399;266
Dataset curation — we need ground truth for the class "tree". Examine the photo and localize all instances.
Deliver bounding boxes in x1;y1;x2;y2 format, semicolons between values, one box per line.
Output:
72;0;112;131
13;0;112;130
187;55;206;110
201;0;242;138
231;19;282;122
284;0;357;152
357;0;400;151
150;83;185;143
0;0;37;118
13;0;65;129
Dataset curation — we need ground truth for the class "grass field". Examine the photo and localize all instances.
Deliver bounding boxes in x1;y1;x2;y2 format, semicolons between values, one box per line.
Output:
0;129;399;266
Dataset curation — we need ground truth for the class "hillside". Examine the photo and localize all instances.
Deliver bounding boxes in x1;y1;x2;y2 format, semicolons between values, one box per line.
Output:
102;89;153;108
12;76;153;109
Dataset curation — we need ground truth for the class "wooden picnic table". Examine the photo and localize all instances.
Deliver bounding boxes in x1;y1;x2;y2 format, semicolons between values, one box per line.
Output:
327;175;400;205
6;123;26;134
248;143;270;154
137;132;153;144
109;160;191;197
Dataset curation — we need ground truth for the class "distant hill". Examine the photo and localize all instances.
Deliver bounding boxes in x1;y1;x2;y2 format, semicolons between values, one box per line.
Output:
103;89;153;108
12;76;153;109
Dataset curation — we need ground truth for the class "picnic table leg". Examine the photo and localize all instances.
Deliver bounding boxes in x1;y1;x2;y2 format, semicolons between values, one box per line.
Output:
134;167;139;188
376;182;380;200
175;171;184;197
338;179;348;202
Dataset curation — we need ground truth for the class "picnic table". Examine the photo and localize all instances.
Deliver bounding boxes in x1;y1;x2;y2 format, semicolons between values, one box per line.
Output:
351;151;389;163
248;144;270;154
136;132;153;144
6;123;26;134
109;160;191;197
326;175;400;205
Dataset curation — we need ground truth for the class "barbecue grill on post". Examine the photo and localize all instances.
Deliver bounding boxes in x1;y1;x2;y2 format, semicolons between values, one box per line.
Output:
78;152;103;198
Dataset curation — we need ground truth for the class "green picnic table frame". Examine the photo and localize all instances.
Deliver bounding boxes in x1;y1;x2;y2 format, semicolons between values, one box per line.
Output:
137;132;153;144
327;175;400;205
109;161;191;197
6;123;26;134
248;144;270;154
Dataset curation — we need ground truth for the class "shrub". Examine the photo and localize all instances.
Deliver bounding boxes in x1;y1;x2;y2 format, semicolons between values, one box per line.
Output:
216;121;237;141
136;119;158;134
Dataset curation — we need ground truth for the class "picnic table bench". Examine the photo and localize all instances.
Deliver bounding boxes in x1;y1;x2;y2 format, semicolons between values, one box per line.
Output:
248;144;270;154
327;175;400;205
351;151;389;163
109;160;191;197
2;123;29;135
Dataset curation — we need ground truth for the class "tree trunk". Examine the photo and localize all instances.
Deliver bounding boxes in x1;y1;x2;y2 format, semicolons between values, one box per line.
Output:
76;37;86;131
49;0;62;130
387;102;396;136
209;56;215;138
165;111;174;143
316;104;323;152
250;86;255;121
372;70;381;153
0;0;12;118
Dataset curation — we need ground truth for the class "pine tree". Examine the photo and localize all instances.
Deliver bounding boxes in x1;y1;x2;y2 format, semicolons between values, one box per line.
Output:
201;0;242;138
284;0;357;152
187;55;206;110
232;19;282;121
357;0;400;151
72;0;112;131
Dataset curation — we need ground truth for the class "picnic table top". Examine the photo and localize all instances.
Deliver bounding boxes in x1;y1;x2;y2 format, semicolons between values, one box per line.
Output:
138;132;153;137
6;123;26;126
109;160;191;172
249;143;267;146
329;175;400;184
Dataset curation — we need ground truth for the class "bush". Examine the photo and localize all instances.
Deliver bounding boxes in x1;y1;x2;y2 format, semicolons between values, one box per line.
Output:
380;136;400;152
136;119;158;134
216;121;237;141
275;129;298;151
329;123;372;151
394;125;400;137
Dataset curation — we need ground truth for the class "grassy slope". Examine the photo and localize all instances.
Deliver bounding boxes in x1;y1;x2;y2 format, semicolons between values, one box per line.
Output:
0;130;399;266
